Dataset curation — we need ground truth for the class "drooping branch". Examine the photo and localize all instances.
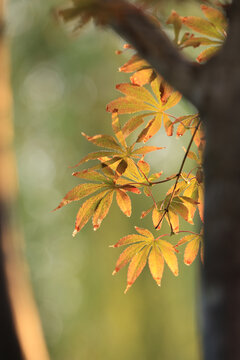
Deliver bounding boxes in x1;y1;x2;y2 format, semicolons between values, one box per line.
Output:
60;0;204;107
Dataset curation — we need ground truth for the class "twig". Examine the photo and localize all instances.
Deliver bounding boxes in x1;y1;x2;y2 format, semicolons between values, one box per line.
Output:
155;118;202;229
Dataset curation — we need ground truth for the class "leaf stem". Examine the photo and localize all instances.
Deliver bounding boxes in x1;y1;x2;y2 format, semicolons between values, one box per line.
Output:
155;118;202;229
175;230;201;236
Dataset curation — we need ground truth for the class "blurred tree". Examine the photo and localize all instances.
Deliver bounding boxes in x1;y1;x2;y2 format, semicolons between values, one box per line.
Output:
59;1;240;360
0;0;50;359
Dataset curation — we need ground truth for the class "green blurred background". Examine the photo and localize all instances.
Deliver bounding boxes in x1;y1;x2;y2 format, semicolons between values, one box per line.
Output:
7;1;202;359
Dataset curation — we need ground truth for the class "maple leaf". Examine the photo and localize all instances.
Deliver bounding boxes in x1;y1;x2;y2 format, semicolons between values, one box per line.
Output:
176;233;204;265
118;50;156;86
73;113;164;175
55;164;143;235
181;4;227;63
107;77;181;142
111;227;178;292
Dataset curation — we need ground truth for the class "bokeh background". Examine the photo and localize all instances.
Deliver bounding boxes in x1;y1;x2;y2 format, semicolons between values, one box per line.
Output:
7;1;203;359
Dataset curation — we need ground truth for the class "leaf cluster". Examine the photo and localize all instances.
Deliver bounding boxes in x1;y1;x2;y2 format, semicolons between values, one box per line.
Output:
57;3;227;292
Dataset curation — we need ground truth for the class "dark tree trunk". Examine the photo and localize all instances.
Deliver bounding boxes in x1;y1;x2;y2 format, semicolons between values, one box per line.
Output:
0;2;50;359
0;2;25;357
0;204;24;359
202;3;240;360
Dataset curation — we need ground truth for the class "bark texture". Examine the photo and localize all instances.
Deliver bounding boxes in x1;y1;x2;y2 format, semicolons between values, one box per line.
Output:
201;2;240;359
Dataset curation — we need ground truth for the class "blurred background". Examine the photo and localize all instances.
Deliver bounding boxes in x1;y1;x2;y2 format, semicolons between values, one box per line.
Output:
6;0;202;359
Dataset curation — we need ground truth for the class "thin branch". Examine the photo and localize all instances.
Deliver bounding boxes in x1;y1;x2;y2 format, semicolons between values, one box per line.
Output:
59;0;204;107
151;174;178;185
155;118;202;229
176;230;202;236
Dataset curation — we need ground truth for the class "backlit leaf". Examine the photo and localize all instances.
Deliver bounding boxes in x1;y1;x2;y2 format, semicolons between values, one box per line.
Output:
137;159;150;177
148;171;163;182
157;240;178;276
197;46;220;63
137;114;162;143
72;169;109;182
167;210;179;232
184;237;200;265
111;234;146;248
106;97;154;114
162;90;182;110
182;16;225;40
200;4;227;32
167;10;182;43
73;150;117;167
116;83;157;106
55;183;105;210
113;243;146;275
135;226;154;239
92;191;114;231
122;115;145;139
81;132;122;151
148;244;164;286
163;113;173;136
73;190;109;236
125;246;150;293
116;189;132;217
152;207;163;230
170;197;189;222
111;112;127;148
130;68;155;86
119;55;148;73
132;145;164;155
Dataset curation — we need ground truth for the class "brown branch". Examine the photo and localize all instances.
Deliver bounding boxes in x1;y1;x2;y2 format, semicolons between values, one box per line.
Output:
100;0;203;107
60;0;204;107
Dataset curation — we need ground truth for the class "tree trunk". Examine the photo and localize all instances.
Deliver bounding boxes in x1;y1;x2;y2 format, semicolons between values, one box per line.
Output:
0;1;50;359
202;3;240;360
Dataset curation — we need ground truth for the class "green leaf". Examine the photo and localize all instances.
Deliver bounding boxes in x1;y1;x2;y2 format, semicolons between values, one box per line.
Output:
200;4;227;32
182;16;225;40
